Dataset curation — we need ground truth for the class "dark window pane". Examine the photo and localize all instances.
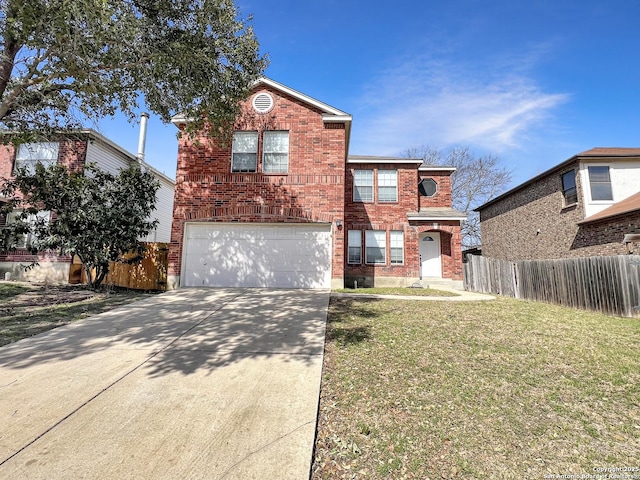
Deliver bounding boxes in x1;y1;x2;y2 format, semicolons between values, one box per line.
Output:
561;171;577;204
419;178;437;197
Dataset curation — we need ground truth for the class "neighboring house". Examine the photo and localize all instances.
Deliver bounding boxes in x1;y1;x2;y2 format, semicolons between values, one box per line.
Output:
168;77;465;289
0;130;175;282
476;148;640;260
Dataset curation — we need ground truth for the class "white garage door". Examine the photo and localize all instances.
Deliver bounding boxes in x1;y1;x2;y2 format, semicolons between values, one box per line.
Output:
182;223;332;288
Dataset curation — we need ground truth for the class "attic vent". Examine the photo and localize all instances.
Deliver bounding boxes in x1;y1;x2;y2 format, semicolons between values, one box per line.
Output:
252;93;274;113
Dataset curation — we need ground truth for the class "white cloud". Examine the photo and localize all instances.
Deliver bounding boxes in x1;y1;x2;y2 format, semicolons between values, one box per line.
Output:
350;54;569;156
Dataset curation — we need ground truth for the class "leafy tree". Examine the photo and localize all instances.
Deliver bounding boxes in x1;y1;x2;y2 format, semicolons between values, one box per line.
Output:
1;162;160;288
0;0;267;142
405;145;512;249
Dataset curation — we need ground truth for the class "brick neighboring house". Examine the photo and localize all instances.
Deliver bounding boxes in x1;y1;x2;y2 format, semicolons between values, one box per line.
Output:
0;130;175;282
168;77;466;289
476;148;640;260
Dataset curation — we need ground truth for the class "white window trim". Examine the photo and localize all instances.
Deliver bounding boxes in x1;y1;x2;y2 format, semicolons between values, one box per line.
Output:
419;178;438;197
586;164;614;203
262;130;289;174
365;230;386;265
378;169;398;203
231;131;258;173
353;169;374;203
5;210;50;249
390;230;404;265
347;230;362;264
14;142;59;175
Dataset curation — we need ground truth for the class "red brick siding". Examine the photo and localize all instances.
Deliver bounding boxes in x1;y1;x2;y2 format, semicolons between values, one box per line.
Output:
0;144;13;179
0;139;87;264
419;171;452;209
169;86;347;280
344;165;463;282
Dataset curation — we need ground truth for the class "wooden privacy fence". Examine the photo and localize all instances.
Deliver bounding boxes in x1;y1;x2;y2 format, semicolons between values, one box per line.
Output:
464;254;640;317
72;242;169;291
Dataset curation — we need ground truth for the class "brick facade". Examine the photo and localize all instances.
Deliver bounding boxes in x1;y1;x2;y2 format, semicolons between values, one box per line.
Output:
344;164;462;286
168;85;347;284
479;158;640;260
0;139;87;264
168;79;465;288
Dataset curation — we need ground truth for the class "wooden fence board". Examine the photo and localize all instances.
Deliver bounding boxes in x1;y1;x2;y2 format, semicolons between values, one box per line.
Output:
463;254;640;317
79;242;169;291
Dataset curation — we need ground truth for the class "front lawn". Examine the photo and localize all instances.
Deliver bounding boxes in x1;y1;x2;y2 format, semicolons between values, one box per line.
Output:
313;296;640;478
0;282;156;346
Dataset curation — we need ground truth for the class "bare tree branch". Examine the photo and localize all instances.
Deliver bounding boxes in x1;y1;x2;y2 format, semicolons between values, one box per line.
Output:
404;145;513;249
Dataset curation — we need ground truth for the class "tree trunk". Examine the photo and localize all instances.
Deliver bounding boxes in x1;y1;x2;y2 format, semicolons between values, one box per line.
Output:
92;263;109;289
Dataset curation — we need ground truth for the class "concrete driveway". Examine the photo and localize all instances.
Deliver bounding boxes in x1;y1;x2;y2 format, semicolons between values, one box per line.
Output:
0;288;329;479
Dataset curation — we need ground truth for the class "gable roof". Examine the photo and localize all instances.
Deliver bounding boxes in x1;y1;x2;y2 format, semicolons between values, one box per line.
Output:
577;190;640;225
170;77;353;157
257;78;351;120
170;77;352;123
475;147;640;212
81;129;175;185
577;147;640;157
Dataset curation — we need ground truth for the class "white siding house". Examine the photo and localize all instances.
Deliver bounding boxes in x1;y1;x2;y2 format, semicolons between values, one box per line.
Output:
84;131;175;242
578;158;640;218
0;130;175;283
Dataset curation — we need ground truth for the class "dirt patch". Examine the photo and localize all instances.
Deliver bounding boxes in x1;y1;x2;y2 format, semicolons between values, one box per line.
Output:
3;284;97;309
0;281;156;346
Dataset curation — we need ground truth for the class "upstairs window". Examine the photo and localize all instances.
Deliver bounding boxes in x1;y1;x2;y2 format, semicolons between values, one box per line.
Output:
378;170;398;202
354;170;374;202
365;230;386;264
588;166;613;201
263;131;289;173
561;170;577;205
419;178;437;197
14;142;58;174
347;230;362;264
231;131;258;172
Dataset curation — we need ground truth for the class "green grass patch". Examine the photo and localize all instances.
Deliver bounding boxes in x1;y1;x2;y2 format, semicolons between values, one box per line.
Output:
0;282;30;300
334;287;458;297
0;283;155;346
312;297;640;479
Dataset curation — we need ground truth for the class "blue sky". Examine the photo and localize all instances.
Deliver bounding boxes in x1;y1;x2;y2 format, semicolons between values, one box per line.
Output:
97;0;640;190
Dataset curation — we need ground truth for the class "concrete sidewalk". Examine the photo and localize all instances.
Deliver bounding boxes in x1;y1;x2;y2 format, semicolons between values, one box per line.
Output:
331;287;495;301
0;288;329;479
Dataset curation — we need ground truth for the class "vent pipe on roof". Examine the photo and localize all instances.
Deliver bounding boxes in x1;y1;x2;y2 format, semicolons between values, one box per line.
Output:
137;112;150;163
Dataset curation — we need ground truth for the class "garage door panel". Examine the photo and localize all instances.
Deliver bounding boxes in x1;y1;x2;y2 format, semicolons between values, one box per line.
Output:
182;224;332;288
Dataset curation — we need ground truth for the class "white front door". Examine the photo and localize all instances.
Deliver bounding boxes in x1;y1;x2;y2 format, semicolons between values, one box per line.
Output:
419;232;441;278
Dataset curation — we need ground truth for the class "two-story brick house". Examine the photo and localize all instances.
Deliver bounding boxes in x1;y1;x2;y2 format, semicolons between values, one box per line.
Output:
344;157;465;287
168;78;465;289
0;130;175;282
477;148;640;260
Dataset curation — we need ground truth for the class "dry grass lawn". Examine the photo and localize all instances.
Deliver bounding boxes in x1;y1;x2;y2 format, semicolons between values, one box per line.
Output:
0;281;156;346
312;296;640;479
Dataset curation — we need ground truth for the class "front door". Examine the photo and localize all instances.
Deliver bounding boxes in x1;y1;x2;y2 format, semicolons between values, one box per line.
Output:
419;232;441;278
